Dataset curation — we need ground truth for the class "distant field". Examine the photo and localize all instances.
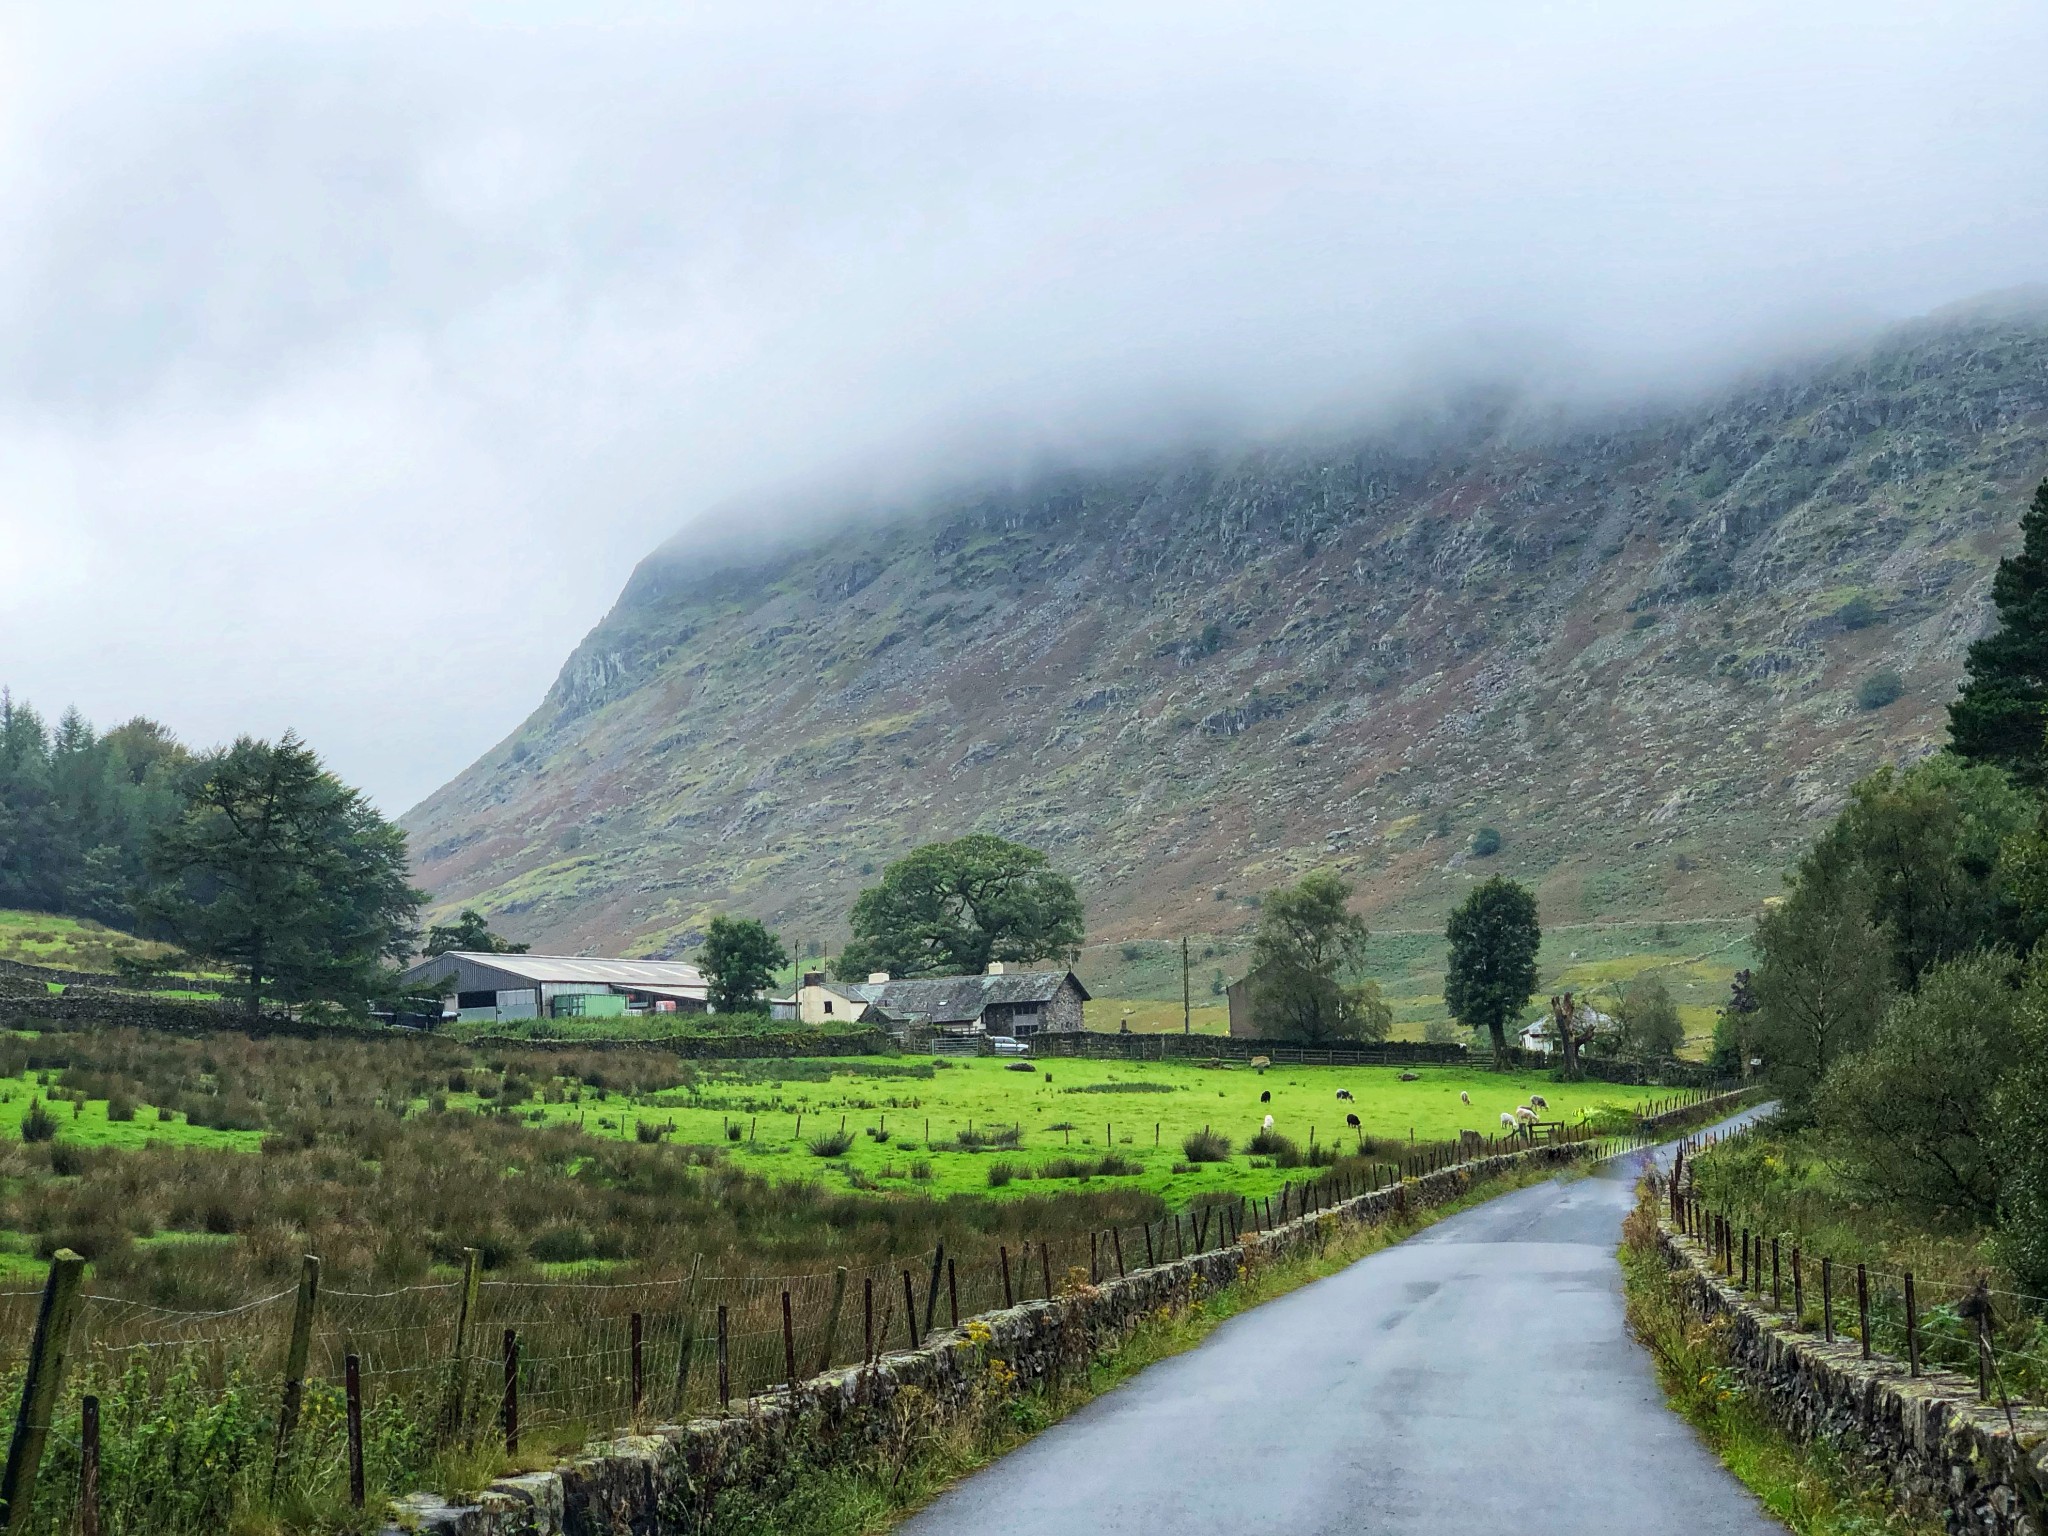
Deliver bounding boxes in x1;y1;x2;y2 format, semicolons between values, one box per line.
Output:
543;1054;1648;1202
0;910;182;973
1079;917;1755;1057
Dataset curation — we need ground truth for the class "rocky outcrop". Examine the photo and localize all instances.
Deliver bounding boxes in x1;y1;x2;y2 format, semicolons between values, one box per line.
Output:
1659;1224;2048;1535
382;1139;1596;1535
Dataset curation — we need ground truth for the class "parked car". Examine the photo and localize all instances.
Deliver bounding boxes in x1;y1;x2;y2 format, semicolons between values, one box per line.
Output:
989;1037;1031;1055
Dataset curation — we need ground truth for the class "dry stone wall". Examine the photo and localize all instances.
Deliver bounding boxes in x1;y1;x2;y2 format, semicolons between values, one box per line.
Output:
1658;1224;2048;1535
383;1140;1597;1536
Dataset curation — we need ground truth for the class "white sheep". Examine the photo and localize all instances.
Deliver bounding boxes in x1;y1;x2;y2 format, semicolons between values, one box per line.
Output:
1499;1111;1517;1131
1515;1105;1537;1123
1459;1090;1471;1105
1262;1114;1275;1132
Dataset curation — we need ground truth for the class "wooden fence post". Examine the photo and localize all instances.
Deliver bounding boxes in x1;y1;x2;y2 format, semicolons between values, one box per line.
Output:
1905;1273;1920;1377
344;1354;365;1508
1856;1264;1870;1359
999;1246;1013;1308
77;1396;97;1536
439;1247;482;1441
815;1267;849;1374
946;1259;960;1328
1821;1258;1834;1343
902;1271;919;1348
270;1254;322;1493
630;1312;645;1416
782;1291;798;1392
923;1246;945;1335
0;1248;85;1534
717;1305;731;1407
1039;1242;1052;1299
1112;1227;1125;1278
501;1329;519;1454
863;1277;875;1364
674;1315;696;1412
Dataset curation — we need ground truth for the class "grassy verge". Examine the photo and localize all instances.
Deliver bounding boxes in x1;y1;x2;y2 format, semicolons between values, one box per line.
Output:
710;1156;1585;1536
1618;1186;1943;1536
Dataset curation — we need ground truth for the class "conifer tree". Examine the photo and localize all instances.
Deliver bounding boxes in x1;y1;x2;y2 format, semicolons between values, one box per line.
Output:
1950;478;2048;786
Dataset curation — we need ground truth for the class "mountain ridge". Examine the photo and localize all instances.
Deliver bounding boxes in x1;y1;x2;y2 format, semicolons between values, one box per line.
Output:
403;308;2048;956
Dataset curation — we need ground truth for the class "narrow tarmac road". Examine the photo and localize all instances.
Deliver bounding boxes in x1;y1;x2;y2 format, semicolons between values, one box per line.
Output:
902;1111;1781;1536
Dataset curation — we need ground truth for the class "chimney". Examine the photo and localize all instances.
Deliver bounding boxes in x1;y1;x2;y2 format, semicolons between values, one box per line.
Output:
802;971;824;988
986;961;1007;975
867;971;890;984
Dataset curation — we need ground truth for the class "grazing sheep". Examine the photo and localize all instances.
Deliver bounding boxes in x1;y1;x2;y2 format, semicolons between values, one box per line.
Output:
1459;1090;1471;1105
1515;1105;1537;1123
1336;1089;1353;1101
1262;1114;1276;1132
1529;1093;1548;1111
1260;1090;1271;1103
1499;1111;1518;1131
1345;1113;1360;1128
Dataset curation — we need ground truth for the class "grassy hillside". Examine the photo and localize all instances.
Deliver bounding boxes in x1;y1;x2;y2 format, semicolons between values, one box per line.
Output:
0;910;179;973
404;305;2048;958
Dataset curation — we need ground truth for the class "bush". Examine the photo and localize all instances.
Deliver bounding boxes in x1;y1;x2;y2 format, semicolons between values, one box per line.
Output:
725;1123;743;1141
954;1125;1021;1149
1005;1061;1034;1073
528;1224;596;1264
1856;670;1905;710
1836;594;1879;630
634;1120;667;1143
1470;827;1502;858
806;1130;855;1157
1181;1128;1231;1163
20;1098;55;1143
1246;1129;1299;1164
909;1159;933;1180
1819;953;2022;1221
986;1162;1017;1187
105;1093;136;1123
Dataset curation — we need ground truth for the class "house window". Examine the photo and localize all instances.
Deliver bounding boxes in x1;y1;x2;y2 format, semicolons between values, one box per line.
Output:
824;1001;834;1015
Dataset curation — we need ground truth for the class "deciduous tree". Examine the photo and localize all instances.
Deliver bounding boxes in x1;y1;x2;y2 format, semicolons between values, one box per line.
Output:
1245;871;1389;1043
699;915;788;1015
833;835;1082;980
1444;878;1541;1068
423;909;530;958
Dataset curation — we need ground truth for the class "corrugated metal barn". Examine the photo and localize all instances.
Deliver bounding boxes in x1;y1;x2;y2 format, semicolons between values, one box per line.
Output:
399;952;711;1025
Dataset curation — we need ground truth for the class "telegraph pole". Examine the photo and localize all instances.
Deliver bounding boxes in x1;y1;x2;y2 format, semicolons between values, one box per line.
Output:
1182;936;1191;1035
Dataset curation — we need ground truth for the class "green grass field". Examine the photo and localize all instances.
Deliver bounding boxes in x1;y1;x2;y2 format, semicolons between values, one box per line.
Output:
501;1054;1648;1202
0;1073;261;1152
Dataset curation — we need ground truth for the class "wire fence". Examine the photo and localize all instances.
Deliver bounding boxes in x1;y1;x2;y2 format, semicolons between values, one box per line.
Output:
1666;1121;2048;1415
0;1113;1690;1535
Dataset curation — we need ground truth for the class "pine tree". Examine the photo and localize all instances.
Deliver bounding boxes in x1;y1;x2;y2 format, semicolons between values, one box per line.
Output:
1950;478;2048;786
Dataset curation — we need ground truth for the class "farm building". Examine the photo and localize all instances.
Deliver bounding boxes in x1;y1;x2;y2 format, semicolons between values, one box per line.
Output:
1225;967;1264;1037
768;974;879;1025
827;963;1088;1042
399;952;710;1025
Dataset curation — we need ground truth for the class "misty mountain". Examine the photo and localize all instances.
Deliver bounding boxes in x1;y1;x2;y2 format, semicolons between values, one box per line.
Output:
403;308;2048;956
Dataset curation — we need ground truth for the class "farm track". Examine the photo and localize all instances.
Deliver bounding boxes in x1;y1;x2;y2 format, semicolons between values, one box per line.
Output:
901;1108;1783;1536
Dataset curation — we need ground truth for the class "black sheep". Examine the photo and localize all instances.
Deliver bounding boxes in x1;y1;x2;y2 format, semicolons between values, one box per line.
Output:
1346;1113;1361;1128
1260;1090;1271;1103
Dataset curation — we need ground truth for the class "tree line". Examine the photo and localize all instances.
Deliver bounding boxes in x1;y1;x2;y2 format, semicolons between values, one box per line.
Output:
1744;477;2048;1290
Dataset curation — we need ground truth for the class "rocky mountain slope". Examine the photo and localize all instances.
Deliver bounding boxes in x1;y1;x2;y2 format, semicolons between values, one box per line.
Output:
404;306;2048;957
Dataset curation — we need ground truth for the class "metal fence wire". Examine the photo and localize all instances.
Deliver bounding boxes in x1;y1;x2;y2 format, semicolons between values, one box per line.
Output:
0;1120;1671;1533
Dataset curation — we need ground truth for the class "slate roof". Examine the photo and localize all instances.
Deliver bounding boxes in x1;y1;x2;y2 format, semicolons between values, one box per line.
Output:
842;970;1087;1026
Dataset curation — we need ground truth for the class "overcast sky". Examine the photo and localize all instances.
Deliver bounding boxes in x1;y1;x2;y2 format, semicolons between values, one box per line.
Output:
2;3;2045;815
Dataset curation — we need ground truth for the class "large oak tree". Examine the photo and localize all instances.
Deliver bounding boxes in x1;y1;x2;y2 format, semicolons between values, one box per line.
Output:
833;835;1082;980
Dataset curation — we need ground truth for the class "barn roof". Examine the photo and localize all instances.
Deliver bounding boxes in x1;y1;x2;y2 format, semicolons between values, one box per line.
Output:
402;952;707;989
843;970;1086;1025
